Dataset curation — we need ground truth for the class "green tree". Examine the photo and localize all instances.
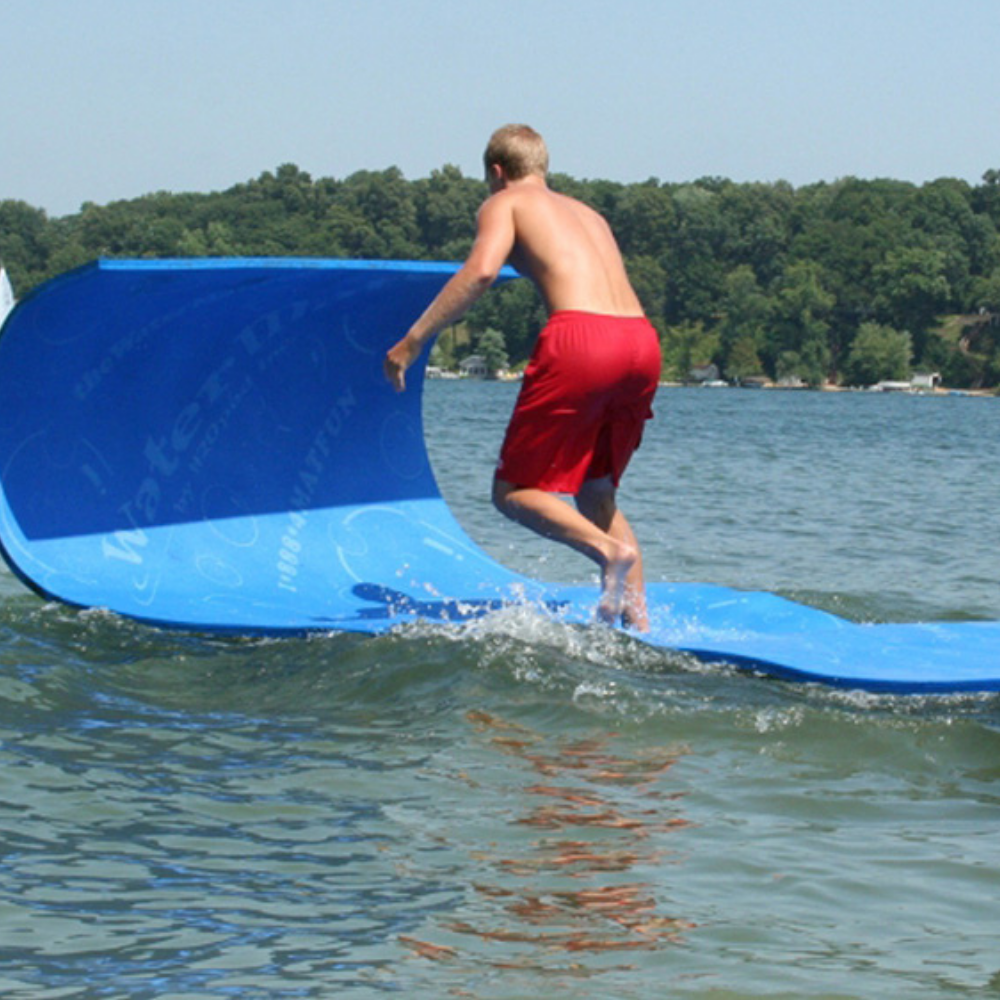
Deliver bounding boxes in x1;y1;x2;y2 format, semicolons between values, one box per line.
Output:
843;322;912;386
717;180;793;283
717;265;771;378
766;261;834;385
905;179;999;299
467;279;543;364
789;178;914;349
971;264;1000;313
660;320;719;382
0;200;53;288
776;351;805;383
625;255;668;324
339;167;420;257
873;246;951;359
662;183;732;324
475;327;509;377
429;326;459;370
413;165;484;258
972;169;1000;229
726;336;765;382
611;180;674;258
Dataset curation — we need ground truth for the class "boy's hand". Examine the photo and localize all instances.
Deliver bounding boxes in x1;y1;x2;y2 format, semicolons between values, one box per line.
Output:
383;335;421;392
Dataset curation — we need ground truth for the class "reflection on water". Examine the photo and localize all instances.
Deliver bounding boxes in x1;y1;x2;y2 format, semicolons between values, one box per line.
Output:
399;709;693;977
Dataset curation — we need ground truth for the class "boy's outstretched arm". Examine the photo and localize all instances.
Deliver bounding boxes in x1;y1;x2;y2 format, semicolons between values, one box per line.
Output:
383;194;515;392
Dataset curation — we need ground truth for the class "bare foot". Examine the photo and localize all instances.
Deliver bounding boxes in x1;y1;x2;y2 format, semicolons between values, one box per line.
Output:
621;585;650;632
596;541;638;626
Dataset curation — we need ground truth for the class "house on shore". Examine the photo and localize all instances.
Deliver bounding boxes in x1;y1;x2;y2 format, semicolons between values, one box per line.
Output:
688;363;724;386
911;372;942;391
459;355;489;379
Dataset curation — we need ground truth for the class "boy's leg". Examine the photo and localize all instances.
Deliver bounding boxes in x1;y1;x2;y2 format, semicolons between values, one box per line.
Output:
574;476;649;631
492;478;641;627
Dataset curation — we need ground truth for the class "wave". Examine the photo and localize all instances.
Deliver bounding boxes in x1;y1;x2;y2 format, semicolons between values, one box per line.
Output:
3;598;997;747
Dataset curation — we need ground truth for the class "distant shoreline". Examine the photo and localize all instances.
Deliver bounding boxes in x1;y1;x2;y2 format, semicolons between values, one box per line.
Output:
427;372;997;397
656;380;996;397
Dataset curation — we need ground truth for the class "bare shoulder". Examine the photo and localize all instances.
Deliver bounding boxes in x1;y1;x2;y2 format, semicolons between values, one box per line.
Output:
477;189;507;218
549;187;610;224
474;189;518;238
506;184;601;226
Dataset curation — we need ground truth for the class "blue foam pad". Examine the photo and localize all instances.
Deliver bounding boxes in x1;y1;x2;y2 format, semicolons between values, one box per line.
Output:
1;258;998;693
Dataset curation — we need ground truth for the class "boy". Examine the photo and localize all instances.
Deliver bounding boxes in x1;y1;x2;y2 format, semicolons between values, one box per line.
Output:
384;125;660;629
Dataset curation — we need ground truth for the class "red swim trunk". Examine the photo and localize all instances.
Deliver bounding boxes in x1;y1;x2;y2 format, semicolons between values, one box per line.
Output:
495;310;661;494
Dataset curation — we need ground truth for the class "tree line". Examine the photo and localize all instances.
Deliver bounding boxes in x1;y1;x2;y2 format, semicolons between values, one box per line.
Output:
2;162;1000;388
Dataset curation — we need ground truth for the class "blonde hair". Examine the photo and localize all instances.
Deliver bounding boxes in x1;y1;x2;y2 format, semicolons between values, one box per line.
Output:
483;124;549;180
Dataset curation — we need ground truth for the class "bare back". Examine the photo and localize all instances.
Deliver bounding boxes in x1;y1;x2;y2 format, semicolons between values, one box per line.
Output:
494;180;644;318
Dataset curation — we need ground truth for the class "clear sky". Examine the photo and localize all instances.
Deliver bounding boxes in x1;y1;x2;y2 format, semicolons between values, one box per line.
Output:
3;0;999;217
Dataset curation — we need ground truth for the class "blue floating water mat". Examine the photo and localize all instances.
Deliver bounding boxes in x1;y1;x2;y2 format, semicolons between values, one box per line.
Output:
1;258;998;693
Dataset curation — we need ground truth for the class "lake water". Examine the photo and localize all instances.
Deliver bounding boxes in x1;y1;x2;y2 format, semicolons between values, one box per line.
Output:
1;383;999;999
